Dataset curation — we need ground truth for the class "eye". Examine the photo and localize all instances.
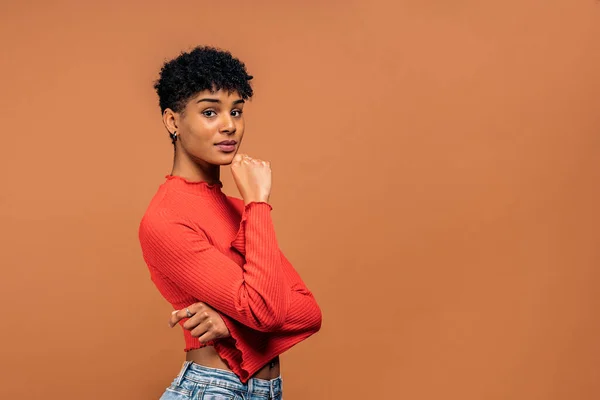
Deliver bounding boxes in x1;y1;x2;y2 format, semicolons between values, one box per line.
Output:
231;109;243;117
202;110;216;117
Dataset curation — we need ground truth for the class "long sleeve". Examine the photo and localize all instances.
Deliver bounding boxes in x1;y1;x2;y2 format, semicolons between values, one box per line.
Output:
231;225;322;334
140;202;290;332
140;178;323;383
276;252;322;333
208;251;321;382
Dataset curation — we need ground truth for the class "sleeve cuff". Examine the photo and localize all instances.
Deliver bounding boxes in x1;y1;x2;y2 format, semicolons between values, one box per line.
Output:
230;202;273;255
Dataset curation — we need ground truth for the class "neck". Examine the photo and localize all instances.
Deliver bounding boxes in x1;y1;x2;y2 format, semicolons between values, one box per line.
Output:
171;148;220;185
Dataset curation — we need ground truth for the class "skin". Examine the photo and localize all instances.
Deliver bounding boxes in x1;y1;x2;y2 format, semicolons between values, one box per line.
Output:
162;88;279;379
163;89;246;183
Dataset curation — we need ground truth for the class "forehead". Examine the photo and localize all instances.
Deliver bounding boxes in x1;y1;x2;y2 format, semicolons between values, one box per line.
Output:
191;88;243;103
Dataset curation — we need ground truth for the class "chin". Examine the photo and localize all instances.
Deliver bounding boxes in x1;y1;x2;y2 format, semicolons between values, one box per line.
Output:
214;152;237;166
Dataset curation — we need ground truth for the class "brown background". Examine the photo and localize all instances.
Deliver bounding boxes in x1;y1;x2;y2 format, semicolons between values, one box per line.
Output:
1;1;599;399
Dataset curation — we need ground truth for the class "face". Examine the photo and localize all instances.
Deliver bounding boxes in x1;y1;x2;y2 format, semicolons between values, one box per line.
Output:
165;89;245;166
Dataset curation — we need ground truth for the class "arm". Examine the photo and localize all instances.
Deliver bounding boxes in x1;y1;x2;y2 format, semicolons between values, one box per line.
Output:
231;228;322;333
279;251;322;332
140;202;290;332
170;253;321;337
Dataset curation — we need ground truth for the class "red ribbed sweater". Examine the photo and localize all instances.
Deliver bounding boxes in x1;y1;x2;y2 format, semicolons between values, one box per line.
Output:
138;175;322;382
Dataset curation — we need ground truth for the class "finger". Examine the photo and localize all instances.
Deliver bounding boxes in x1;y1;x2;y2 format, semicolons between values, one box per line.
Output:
183;310;210;330
197;321;229;344
174;302;209;328
232;154;244;164
169;305;200;327
168;310;179;327
190;318;214;338
197;329;218;345
169;309;190;327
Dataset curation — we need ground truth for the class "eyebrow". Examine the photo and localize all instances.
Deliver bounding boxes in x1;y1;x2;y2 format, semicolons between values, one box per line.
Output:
196;98;245;105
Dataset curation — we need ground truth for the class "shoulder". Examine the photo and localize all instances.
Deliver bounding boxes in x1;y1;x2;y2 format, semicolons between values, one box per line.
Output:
139;206;185;241
139;188;193;239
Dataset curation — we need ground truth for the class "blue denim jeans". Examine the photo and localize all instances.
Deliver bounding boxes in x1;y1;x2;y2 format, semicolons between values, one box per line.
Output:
159;361;283;400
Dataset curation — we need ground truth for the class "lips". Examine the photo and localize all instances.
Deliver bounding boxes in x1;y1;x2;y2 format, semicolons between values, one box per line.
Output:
215;140;237;153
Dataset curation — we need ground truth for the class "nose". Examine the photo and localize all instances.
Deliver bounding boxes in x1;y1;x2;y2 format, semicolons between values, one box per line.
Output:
219;115;236;136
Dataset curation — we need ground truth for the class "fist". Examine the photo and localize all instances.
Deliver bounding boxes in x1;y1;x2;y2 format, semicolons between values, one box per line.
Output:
231;154;272;205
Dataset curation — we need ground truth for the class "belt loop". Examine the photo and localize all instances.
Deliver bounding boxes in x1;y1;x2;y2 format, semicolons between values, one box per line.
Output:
247;378;253;395
269;379;275;399
176;361;192;386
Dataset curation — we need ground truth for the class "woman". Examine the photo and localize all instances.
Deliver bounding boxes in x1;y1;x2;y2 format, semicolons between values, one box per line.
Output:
138;46;322;400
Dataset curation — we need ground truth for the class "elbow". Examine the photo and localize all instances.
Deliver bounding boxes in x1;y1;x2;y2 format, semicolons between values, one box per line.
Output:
311;304;323;333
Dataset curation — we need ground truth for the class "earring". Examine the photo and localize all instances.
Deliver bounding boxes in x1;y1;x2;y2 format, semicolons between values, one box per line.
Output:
170;131;178;143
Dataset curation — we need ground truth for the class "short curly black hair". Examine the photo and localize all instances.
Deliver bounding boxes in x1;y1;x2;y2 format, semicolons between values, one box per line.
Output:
154;46;253;113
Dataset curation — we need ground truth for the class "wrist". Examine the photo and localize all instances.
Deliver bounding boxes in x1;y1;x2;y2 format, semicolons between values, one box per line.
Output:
243;197;270;206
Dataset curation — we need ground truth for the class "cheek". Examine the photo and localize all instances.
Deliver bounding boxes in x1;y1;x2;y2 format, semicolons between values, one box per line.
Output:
185;117;215;141
236;119;245;134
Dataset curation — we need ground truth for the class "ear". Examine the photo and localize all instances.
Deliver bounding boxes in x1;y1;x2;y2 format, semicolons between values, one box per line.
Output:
162;108;179;135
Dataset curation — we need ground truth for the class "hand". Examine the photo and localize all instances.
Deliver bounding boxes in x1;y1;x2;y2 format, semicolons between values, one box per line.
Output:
231;154;272;205
169;302;230;344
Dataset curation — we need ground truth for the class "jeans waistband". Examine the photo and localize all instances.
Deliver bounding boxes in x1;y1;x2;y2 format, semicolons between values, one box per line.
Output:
177;361;282;396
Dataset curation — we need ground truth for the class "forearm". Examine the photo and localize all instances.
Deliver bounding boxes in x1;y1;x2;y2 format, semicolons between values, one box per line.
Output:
141;203;290;332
